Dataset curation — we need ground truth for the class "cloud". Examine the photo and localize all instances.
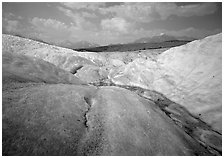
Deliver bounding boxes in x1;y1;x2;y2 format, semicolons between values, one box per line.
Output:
31;17;69;31
101;17;131;33
3;12;24;20
57;2;219;44
17;16;23;20
2;12;27;35
3;2;220;46
60;3;156;23
57;6;97;30
99;3;155;23
156;3;218;20
81;12;97;18
59;2;218;26
61;2;105;10
3;19;19;33
99;2;218;22
4;12;15;19
31;17;70;33
30;17;71;42
2;12;24;34
29;16;99;44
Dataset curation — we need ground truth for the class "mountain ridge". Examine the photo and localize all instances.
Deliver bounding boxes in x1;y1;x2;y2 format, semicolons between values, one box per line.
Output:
133;34;196;43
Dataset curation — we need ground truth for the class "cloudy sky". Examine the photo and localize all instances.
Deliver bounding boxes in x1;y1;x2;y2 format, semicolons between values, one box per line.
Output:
2;2;222;45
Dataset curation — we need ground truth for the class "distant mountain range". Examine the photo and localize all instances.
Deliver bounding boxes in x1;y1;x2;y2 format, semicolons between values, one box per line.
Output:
75;40;192;52
12;33;196;51
133;34;196;43
75;34;196;52
53;40;100;49
10;33;100;49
